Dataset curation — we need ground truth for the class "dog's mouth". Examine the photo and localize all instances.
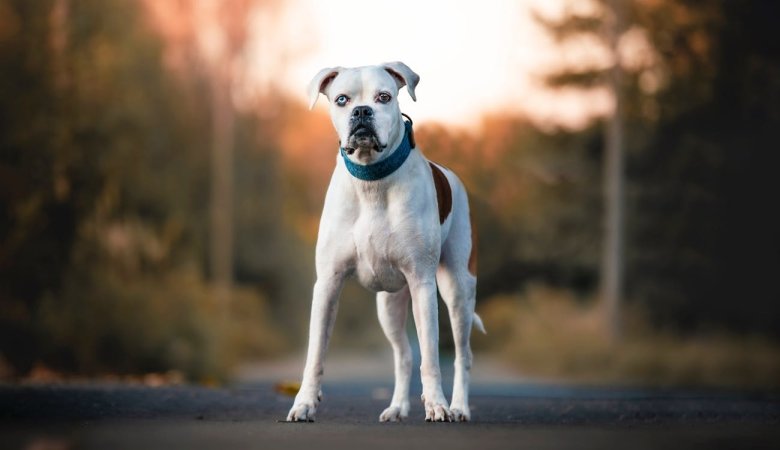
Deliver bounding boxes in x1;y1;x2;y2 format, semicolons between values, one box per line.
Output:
344;123;386;155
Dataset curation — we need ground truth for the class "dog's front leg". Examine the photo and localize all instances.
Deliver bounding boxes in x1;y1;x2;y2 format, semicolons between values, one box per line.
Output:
409;276;453;422
287;275;344;422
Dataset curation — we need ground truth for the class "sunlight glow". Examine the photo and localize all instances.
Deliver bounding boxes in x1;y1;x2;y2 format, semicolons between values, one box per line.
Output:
247;0;611;130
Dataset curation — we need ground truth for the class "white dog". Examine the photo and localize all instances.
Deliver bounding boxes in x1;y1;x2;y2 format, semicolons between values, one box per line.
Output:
286;62;484;423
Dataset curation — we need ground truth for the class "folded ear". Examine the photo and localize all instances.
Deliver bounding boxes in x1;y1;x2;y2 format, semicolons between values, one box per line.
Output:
382;61;420;102
307;67;342;109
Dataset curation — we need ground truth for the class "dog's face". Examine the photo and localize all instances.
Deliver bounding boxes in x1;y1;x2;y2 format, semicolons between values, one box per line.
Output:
308;62;420;163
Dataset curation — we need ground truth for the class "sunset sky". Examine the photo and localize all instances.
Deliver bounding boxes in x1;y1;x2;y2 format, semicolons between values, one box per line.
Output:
246;0;613;129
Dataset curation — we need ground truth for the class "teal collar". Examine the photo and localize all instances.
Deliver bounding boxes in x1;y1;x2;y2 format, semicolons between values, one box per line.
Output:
340;117;415;181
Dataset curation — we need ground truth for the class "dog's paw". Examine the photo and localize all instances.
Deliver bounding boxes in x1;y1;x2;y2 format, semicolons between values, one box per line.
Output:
286;389;322;422
449;406;471;422
379;402;409;422
421;394;453;422
286;401;317;422
449;398;471;422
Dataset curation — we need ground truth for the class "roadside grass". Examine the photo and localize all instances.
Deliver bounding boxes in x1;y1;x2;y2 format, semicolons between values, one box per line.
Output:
474;285;780;388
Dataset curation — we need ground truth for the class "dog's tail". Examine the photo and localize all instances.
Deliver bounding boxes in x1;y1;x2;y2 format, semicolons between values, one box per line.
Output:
472;313;487;334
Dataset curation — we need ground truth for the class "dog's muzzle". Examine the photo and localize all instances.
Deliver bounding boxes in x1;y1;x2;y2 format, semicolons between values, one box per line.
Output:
345;106;383;154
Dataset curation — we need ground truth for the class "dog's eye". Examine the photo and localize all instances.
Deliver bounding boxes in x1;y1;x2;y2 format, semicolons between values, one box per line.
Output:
335;95;350;107
376;92;392;104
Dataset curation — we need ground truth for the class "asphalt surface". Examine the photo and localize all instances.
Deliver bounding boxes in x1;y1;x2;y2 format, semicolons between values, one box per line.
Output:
1;380;778;450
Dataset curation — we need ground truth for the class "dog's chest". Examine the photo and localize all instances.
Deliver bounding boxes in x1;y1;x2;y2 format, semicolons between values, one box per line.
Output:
351;211;408;293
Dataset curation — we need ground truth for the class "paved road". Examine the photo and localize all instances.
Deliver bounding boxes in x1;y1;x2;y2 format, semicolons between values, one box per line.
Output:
1;380;778;450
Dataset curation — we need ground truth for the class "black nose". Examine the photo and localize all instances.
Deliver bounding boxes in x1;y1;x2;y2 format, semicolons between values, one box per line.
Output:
352;106;373;119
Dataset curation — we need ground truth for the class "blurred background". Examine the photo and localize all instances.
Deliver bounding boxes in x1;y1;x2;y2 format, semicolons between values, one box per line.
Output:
1;0;778;388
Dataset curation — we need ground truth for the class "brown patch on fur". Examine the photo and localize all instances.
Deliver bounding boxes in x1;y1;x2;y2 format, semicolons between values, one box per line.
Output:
468;212;478;276
429;163;452;224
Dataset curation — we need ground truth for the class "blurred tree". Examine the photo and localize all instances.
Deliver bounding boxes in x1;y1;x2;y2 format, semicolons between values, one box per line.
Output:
0;0;290;377
537;0;780;335
630;0;780;333
536;0;628;342
0;0;86;372
536;2;644;337
142;0;313;335
601;0;626;342
143;0;259;307
202;0;256;307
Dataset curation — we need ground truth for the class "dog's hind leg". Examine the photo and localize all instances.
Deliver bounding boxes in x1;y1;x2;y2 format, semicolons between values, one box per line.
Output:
376;286;412;422
437;265;476;422
437;204;479;421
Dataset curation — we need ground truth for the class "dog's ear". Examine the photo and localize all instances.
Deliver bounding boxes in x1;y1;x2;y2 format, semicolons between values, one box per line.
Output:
382;61;420;102
308;67;342;110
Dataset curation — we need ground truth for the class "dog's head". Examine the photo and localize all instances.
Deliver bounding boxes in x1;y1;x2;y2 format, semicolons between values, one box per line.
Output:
308;62;419;163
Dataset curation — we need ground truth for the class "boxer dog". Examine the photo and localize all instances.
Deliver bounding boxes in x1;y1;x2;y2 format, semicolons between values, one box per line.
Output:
286;62;484;423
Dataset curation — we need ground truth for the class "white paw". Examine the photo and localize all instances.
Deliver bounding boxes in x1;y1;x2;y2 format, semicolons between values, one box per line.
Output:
449;405;471;422
286;391;321;422
379;402;409;422
286;401;317;422
421;393;453;422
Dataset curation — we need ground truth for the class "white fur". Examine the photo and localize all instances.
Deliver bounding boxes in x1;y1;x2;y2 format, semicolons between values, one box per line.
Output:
288;63;483;423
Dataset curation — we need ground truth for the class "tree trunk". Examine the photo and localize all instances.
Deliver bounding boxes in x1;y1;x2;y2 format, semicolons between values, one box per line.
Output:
209;71;234;305
601;0;625;343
